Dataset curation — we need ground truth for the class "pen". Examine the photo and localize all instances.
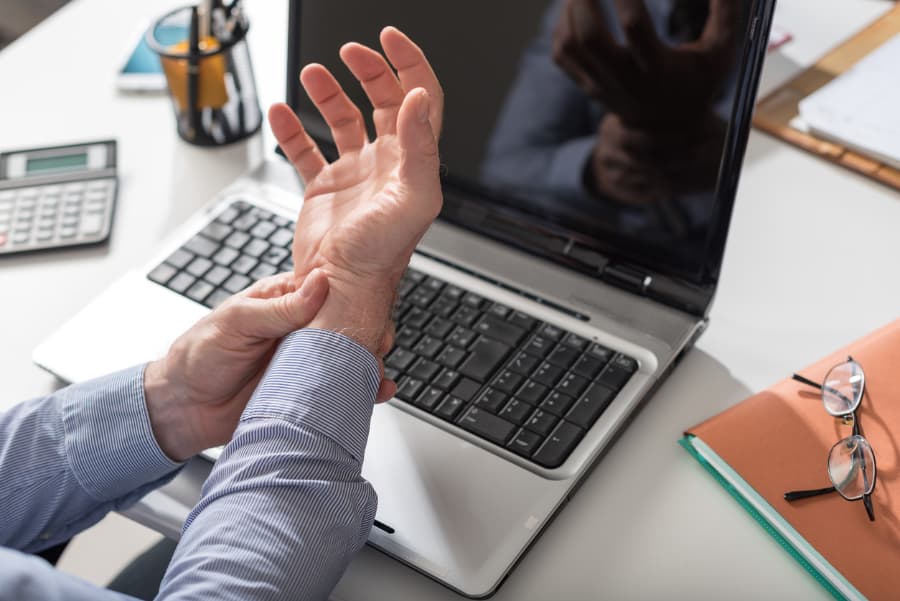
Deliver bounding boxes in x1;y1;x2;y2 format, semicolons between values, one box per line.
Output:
187;6;200;141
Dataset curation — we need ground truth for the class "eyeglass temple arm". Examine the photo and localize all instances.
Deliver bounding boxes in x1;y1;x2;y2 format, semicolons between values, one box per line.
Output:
791;373;822;389
784;486;835;501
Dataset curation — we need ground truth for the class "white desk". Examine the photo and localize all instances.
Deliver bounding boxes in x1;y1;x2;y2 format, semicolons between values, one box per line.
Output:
2;1;898;599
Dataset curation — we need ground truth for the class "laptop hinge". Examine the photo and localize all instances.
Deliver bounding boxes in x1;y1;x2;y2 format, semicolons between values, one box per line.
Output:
602;264;652;295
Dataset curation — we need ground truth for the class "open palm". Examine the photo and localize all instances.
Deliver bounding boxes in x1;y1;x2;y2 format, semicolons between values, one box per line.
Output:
269;27;444;291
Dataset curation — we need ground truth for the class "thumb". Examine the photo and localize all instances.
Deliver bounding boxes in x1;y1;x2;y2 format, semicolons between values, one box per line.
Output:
235;269;330;339
397;88;442;214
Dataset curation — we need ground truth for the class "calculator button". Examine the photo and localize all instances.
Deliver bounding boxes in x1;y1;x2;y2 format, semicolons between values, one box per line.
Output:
19;188;39;199
59;227;77;239
80;214;104;235
13;232;30;244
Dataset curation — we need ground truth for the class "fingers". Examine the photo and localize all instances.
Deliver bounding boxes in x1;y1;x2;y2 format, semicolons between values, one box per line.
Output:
226;269;330;339
375;378;397;403
396;88;442;220
700;0;740;54
340;42;406;136
611;0;662;69
380;27;444;138
241;271;300;300
269;103;327;183
300;64;368;154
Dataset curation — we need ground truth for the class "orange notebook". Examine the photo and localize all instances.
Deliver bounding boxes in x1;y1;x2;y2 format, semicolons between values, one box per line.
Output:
682;319;900;601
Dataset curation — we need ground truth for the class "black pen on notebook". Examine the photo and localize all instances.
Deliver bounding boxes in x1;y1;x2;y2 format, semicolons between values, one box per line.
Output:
187;6;200;141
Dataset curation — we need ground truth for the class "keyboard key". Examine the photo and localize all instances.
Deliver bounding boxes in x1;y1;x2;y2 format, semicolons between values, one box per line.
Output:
596;357;636;392
435;396;466;420
487;303;511;318
405;268;426;283
408;358;441;381
458;408;516;445
184;235;219;258
425;317;454;338
80;214;104;236
459;337;511;382
566;383;615;429
429;296;458;318
203;265;231;286
250;262;278;280
205;289;232;309
396;377;425;402
384;367;401;381
507;429;542;457
230;254;258;275
572;354;606;379
540;391;575;417
216;206;241;224
386;348;417;371
413;335;443;359
186;280;215;303
587;343;614;363
461;292;485;309
212;246;240;266
493;370;524;394
269;227;293;248
563;333;589;350
404;307;431;329
261;246;290;266
432;369;459;390
224;231;250;249
398;279;416;299
422;277;445;293
167;272;196;294
409;288;437;308
532;362;564;387
500;399;533;425
451;305;479;326
223;273;251;294
507;352;539;375
250;221;277;239
443;284;464;299
148;263;177;286
547;345;580;368
523;335;553;358
474;388;508;413
557;373;589;398
272;215;290;227
447;326;476;349
539;323;564;340
395;327;421;349
242;238;270;258
436;345;466;369
165;248;194;269
415;386;444;411
524;409;558;437
186;257;213;278
533;422;584;468
516;380;547;405
473;314;527;346
232;213;258;231
450;377;481;402
202;221;233;242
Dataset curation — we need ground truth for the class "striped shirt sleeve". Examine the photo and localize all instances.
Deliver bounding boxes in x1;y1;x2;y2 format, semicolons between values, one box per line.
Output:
156;328;381;601
0;364;183;553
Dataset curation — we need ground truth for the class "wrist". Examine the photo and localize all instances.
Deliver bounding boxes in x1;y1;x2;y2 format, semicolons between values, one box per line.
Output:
144;359;195;462
306;271;394;355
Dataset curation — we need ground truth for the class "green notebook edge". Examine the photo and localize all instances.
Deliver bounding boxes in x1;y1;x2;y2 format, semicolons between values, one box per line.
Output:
679;434;862;601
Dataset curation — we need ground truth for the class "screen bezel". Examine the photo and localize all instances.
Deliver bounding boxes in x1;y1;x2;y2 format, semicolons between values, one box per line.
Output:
285;0;776;315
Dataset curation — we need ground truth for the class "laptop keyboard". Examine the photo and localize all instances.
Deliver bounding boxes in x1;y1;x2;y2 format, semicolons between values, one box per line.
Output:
148;199;638;469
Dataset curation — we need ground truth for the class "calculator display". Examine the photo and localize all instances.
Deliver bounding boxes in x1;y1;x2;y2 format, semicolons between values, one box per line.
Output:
26;153;88;175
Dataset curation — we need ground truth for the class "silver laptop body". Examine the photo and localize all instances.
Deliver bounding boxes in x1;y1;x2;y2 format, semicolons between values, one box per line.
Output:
33;0;775;596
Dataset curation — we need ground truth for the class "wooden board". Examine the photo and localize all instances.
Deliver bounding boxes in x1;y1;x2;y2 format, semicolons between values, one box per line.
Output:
753;6;900;191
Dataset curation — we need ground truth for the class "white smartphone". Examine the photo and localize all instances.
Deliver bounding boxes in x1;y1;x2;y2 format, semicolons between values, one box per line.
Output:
117;28;167;93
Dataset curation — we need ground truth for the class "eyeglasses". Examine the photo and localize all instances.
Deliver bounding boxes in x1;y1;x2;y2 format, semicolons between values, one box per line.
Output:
784;356;877;522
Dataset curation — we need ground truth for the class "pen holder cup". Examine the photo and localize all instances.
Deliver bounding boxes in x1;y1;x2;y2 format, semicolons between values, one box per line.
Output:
147;5;262;146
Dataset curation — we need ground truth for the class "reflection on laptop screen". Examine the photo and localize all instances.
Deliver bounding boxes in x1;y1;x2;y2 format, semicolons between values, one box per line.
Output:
290;0;755;291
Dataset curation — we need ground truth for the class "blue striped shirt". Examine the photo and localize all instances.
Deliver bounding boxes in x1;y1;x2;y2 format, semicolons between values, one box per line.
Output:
0;328;380;601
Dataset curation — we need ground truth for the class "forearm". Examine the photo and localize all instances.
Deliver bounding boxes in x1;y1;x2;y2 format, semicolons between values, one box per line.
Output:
0;547;136;601
157;330;380;601
0;366;182;552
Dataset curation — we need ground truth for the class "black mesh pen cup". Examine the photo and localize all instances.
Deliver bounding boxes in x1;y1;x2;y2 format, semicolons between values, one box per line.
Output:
147;4;262;146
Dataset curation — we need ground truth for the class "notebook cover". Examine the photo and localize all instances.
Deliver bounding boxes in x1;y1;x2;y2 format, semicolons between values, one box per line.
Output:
685;318;900;601
753;5;900;193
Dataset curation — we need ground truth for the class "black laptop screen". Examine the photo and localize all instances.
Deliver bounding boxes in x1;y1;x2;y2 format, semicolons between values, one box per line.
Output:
287;0;768;293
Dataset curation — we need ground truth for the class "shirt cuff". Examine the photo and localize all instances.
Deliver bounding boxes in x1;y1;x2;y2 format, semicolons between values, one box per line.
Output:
242;329;381;464
61;364;183;501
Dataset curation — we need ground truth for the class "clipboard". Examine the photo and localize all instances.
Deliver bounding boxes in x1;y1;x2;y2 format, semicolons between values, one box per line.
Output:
753;6;900;191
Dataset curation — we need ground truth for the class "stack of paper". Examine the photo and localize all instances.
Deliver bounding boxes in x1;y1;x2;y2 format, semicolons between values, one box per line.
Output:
798;33;900;169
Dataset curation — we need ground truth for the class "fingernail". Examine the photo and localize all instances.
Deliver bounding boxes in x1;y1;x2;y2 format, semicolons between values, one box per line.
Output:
417;91;430;123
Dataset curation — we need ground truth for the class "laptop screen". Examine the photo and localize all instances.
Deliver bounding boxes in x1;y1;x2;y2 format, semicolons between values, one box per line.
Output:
287;0;770;301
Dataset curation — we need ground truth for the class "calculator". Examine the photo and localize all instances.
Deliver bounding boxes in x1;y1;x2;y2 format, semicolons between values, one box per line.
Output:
0;140;118;255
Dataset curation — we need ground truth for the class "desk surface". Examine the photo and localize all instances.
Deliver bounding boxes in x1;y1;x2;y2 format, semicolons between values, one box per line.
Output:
2;1;899;599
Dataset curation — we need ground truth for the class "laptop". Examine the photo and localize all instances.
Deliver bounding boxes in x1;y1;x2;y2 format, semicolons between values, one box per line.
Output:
34;0;775;596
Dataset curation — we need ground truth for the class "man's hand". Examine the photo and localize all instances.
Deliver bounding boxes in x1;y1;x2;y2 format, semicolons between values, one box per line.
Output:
269;27;443;355
144;271;393;462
